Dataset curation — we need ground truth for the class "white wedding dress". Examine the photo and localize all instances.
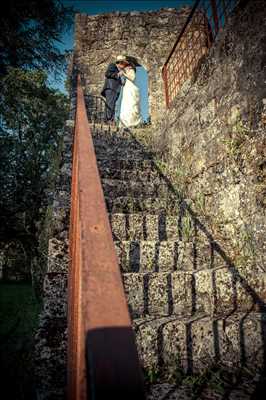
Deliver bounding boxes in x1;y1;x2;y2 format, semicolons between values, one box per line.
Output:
119;67;142;128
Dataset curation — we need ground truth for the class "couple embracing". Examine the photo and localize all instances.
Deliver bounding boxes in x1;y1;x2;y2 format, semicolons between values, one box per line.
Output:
101;55;142;128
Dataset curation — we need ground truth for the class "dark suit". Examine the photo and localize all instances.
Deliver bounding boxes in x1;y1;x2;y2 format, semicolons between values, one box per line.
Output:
101;63;122;121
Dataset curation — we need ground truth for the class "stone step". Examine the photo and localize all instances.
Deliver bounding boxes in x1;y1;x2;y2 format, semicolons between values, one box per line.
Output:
110;213;180;241
115;240;179;272
133;312;266;376
94;142;150;158
92;126;147;141
100;167;162;182
123;272;194;318
196;267;266;317
93;136;143;151
97;157;156;170
106;195;179;214
102;179;169;199
147;377;261;400
92;126;131;139
97;157;157;175
95;147;153;160
147;383;194;400
123;270;266;319
44;250;266;322
114;238;224;272
98;159;161;182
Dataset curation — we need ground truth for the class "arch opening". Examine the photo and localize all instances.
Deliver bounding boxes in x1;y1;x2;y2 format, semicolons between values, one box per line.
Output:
115;64;150;124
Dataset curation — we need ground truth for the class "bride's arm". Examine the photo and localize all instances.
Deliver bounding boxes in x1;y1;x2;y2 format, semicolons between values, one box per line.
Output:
123;67;136;82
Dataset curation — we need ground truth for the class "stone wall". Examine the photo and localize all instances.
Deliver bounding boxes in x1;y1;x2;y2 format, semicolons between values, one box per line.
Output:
34;102;74;399
74;7;191;122
149;0;266;271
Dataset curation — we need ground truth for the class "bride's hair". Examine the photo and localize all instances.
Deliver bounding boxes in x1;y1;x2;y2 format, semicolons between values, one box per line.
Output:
128;63;136;72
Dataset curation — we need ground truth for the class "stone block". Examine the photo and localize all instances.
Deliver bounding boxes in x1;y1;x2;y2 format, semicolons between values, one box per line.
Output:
148;273;170;315
123;273;144;318
134;312;266;376
115;240;180;272
102;178;168;199
43;273;68;318
194;269;213;314
172;272;194;315
35;314;67;400
110;213;180;241
194;268;266;317
123;272;194;318
47;238;69;274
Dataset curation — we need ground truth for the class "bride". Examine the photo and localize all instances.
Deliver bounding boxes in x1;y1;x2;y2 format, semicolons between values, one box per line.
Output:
119;61;142;128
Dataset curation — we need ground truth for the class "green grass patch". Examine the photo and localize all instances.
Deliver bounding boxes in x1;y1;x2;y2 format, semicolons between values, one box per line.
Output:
0;282;41;400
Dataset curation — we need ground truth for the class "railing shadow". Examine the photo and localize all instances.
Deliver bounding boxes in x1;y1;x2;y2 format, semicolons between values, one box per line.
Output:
86;327;145;400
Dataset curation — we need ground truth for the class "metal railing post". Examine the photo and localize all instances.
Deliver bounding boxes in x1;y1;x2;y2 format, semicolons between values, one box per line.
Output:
210;0;219;34
162;65;170;108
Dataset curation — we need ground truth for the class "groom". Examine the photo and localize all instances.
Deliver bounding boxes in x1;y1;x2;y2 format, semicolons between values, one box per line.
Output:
101;55;126;122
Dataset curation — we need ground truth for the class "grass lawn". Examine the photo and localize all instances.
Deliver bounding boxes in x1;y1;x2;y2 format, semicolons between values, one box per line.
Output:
0;282;41;400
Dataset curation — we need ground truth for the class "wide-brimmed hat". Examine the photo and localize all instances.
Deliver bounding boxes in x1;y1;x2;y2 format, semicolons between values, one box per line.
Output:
115;54;127;63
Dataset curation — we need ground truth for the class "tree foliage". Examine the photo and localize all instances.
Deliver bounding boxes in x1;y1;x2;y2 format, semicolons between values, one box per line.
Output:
0;0;73;75
0;68;68;241
0;0;72;286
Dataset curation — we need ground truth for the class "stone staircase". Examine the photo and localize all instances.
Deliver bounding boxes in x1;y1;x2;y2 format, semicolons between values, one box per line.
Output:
95;125;266;397
35;124;266;399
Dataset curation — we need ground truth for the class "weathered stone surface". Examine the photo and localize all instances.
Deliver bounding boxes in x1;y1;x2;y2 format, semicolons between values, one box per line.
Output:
35;117;73;398
96;146;152;160
35;315;67;400
147;384;193;400
123;266;266;320
97;158;157;180
43;273;68;318
147;373;263;400
111;213;180;241
150;0;266;275
194;268;266;317
47;238;69;274
74;8;192;122
115;240;179;272
123;272;194;317
134;312;266;375
102;179;168;199
106;194;179;214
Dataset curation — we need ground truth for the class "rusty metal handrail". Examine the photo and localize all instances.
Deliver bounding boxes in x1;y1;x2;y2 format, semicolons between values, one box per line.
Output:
162;0;239;107
164;0;201;68
67;75;145;399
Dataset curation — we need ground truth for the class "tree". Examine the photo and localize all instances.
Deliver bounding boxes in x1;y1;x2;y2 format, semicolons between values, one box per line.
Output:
0;0;73;75
0;68;68;245
0;0;72;290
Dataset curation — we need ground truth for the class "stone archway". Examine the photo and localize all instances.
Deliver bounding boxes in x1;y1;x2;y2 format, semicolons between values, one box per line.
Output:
74;8;191;123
